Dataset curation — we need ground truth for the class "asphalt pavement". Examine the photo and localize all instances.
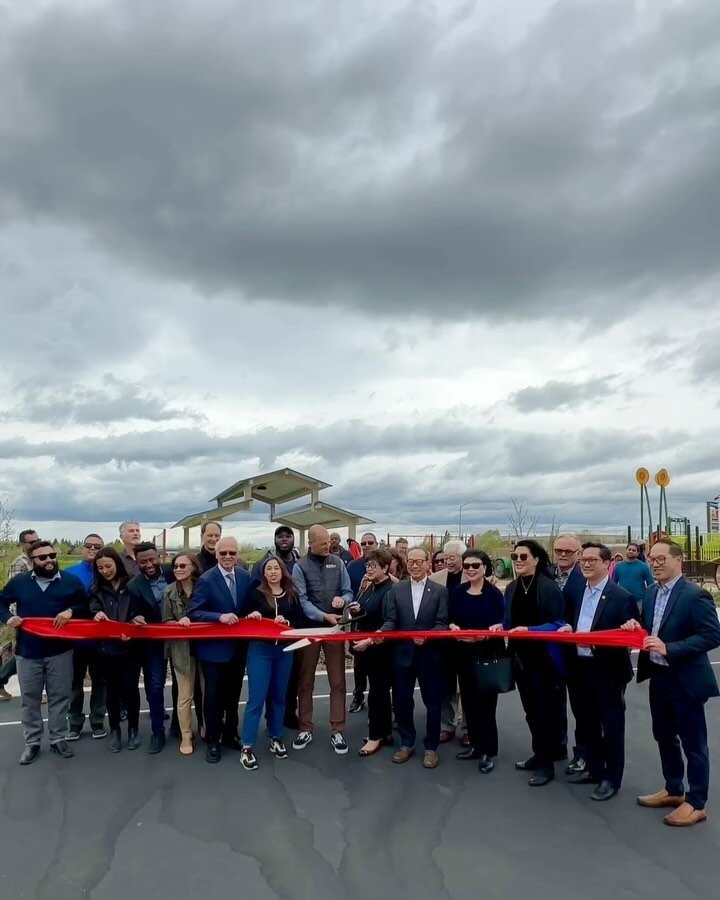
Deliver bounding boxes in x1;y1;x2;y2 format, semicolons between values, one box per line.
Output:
0;652;718;900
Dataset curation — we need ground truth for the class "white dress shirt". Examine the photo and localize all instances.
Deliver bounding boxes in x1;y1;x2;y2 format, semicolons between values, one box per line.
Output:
410;577;428;618
650;574;682;666
217;565;237;601
576;577;608;657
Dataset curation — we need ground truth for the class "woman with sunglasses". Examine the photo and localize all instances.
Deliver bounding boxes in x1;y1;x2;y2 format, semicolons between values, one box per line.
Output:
240;556;302;770
89;548;141;752
431;550;447;573
490;539;565;786
448;550;505;773
162;553;202;755
351;549;396;757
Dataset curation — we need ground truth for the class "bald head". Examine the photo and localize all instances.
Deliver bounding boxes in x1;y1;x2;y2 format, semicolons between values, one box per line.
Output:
215;536;239;572
308;525;331;557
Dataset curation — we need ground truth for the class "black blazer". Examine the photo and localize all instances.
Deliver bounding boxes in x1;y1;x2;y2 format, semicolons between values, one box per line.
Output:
504;573;565;670
636;576;720;702
127;565;175;624
381;578;448;667
565;579;637;684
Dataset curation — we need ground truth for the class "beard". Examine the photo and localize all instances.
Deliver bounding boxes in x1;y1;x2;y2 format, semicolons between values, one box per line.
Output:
34;563;59;578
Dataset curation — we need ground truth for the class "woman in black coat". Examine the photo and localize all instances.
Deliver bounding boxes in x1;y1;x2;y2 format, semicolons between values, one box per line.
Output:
89;548;141;753
491;539;566;786
448;550;505;773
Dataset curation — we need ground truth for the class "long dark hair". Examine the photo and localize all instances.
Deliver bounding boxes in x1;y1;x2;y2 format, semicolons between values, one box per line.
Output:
258;555;297;605
91;547;129;593
515;539;553;578
388;548;408;581
171;551;200;587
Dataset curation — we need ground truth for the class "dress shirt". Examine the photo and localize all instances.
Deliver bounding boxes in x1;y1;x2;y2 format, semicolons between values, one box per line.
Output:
576;577;608;657
650;574;682;666
218;565;237;602
30;570;62;593
410;577;427;618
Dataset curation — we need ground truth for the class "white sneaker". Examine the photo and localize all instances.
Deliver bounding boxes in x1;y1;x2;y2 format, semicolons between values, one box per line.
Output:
330;733;349;755
270;738;288;759
292;731;313;750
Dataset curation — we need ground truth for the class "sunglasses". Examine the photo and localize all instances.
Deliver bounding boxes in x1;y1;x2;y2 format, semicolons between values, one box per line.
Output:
510;552;530;562
462;562;484;570
360;541;377;547
84;543;103;550
173;562;190;569
32;552;57;561
217;550;238;557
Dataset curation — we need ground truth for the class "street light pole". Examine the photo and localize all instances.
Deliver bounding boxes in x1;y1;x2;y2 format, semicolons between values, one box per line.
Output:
458;499;481;541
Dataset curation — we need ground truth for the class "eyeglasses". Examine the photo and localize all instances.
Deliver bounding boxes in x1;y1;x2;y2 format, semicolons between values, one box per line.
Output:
580;557;601;564
462;562;484;570
407;558;426;566
360;541;377;547
173;563;190;570
648;556;667;566
217;550;238;557
84;543;103;550
510;552;530;562
32;552;57;561
365;563;379;570
554;548;577;555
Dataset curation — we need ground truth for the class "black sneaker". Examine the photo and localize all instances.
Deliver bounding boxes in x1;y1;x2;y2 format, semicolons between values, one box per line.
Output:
330;733;349;755
292;731;313;750
91;726;107;740
269;738;288;759
66;730;81;742
147;732;166;754
348;696;366;713
127;729;141;751
240;747;258;770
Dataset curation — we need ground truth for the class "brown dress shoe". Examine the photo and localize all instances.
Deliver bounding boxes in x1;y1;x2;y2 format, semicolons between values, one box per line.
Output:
392;746;414;764
423;750;439;769
664;802;708;827
637;789;685;809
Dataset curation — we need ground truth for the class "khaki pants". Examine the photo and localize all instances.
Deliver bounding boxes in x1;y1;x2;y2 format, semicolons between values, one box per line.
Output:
175;660;198;741
298;642;346;735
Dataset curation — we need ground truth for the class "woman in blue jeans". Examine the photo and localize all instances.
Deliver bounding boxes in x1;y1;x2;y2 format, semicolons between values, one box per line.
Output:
241;557;303;770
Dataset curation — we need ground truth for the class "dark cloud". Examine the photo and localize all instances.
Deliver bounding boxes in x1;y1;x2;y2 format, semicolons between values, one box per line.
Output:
1;1;719;320
508;376;620;413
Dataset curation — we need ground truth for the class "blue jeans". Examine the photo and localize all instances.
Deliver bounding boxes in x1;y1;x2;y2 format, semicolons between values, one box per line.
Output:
140;646;167;736
241;641;293;746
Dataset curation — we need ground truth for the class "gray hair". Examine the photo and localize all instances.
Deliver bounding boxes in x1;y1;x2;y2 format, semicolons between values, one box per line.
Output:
556;532;581;548
118;520;140;536
443;540;467;555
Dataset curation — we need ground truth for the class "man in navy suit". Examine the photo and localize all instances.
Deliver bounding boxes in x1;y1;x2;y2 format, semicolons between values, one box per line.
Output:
623;540;720;826
553;533;587;773
380;547;449;769
189;536;252;763
127;542;175;754
560;543;637;801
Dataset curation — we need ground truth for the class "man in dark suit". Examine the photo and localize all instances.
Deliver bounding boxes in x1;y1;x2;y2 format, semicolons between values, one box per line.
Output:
127;542;175;754
188;536;252;763
560;542;637;801
380;546;449;768
623;540;720;826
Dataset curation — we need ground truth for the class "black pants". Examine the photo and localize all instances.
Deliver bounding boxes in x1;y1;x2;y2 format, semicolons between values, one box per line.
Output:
201;642;248;743
284;653;300;727
352;650;370;700
649;669;710;809
364;644;393;740
68;646;107;730
569;658;627;786
514;653;564;768
102;654;140;731
456;654;499;757
393;650;443;751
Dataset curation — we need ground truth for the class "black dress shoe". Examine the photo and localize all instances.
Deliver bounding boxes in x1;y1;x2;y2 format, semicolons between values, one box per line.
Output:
478;755;495;774
567;770;599;785
456;746;482;761
19;745;40;765
108;729;122;753
205;742;221;764
565;756;587;775
221;734;242;751
528;767;554;786
515;756;539;771
591;780;618;801
50;740;74;759
127;729;141;751
147;732;166;754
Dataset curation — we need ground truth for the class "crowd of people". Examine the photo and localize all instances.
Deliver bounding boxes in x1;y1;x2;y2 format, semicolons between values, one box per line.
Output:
0;521;718;828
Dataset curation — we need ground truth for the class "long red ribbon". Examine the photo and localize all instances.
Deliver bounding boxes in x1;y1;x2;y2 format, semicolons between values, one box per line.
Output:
18;618;648;649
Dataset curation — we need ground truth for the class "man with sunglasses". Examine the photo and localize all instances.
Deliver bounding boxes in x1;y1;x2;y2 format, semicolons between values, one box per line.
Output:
0;540;89;765
65;535;108;740
189;536;253;763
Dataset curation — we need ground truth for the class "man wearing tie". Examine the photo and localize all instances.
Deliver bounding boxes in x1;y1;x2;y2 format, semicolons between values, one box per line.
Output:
380;547;449;768
189;536;252;763
560;543;637;801
623;540;720;826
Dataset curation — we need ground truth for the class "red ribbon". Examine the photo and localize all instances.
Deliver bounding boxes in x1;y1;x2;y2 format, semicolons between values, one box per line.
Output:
18;618;647;649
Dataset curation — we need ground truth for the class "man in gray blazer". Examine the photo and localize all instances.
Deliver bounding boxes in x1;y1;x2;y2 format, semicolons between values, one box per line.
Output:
381;547;449;768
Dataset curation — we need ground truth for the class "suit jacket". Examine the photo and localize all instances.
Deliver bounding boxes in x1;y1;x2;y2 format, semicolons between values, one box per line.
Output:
127;565;174;624
188;565;252;662
380;578;448;667
429;568;468;589
636;576;720;702
504;573;566;672
560;564;586;621
565;579;637;684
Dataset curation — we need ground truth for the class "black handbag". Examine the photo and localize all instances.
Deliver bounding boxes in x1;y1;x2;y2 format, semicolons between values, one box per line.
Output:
472;653;515;694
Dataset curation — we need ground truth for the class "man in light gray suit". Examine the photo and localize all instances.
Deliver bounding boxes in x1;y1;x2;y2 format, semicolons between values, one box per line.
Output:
380;547;449;768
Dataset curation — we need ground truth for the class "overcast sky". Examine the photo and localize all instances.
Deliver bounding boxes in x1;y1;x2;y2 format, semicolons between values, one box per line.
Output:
1;0;718;546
